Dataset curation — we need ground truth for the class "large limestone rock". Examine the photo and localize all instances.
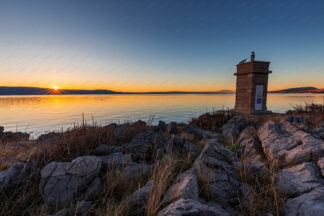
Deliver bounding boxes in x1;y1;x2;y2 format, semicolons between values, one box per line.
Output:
39;156;102;204
0;162;31;192
99;152;131;171
121;162;153;182
258;119;324;167
194;139;241;208
120;130;168;162
127;180;154;216
120;130;197;162
275;162;324;196
282;187;324;216
157;198;231;216
163;168;198;205
237;126;263;161
221;115;248;137
236;126;268;178
168;135;198;157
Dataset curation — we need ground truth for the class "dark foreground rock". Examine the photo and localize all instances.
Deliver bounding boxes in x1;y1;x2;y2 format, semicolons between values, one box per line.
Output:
194;139;241;208
93;144;109;155
0;162;31;193
127;180;154;216
221;115;247;137
39;156;102;204
118;129;197;163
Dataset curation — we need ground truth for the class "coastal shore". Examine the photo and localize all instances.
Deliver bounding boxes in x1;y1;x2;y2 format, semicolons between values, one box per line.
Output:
1;107;324;216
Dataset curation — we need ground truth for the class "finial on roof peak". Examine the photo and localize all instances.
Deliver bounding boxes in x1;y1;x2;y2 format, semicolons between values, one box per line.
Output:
251;51;255;62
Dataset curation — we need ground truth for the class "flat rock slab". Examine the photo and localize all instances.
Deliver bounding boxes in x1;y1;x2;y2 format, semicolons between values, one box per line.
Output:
39;156;102;205
275;162;324;196
258;119;324;167
157;198;231;216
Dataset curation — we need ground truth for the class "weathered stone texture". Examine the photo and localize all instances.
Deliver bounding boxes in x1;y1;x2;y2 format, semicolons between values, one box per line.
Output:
39;156;102;204
258;119;324;167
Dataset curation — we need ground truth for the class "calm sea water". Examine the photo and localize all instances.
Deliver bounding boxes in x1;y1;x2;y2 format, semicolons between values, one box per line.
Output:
0;94;323;137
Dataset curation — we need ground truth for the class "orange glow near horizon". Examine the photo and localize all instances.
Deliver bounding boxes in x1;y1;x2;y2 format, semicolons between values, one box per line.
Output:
1;82;323;93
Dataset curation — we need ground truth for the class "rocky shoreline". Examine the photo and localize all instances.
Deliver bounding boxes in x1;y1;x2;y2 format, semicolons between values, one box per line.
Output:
1;114;324;216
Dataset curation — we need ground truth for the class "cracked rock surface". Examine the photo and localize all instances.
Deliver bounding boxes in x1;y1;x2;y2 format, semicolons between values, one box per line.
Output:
258;119;324;167
39;156;102;204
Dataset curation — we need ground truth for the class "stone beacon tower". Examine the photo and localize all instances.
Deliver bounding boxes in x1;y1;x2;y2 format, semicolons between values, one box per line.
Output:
234;52;272;114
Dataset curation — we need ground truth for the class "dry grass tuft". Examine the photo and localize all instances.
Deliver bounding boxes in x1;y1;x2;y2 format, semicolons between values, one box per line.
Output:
146;155;177;216
286;102;324;127
189;109;236;132
237;160;287;216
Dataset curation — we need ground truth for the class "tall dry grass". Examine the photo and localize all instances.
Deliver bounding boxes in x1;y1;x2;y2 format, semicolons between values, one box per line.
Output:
237;161;287;216
286;102;324;127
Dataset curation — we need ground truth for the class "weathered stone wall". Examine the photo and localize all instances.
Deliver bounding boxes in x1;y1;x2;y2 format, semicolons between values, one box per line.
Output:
235;73;253;114
234;61;270;114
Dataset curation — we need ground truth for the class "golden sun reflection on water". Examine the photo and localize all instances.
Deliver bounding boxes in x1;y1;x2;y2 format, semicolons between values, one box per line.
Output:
0;94;323;136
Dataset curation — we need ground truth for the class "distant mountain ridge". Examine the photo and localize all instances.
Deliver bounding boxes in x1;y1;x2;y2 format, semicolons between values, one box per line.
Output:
0;86;234;95
0;87;119;95
269;87;324;93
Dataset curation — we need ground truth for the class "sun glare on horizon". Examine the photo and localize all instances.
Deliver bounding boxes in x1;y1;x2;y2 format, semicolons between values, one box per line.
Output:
53;86;59;90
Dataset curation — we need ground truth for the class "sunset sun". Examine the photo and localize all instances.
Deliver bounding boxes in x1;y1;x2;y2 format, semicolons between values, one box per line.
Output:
53;86;59;90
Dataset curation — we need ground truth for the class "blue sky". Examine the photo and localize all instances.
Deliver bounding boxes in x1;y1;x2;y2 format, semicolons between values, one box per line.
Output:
0;0;324;91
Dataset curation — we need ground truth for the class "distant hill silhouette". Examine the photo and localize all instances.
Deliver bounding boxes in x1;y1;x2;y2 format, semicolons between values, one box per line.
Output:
0;87;234;95
269;87;320;93
0;87;119;95
142;90;235;94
